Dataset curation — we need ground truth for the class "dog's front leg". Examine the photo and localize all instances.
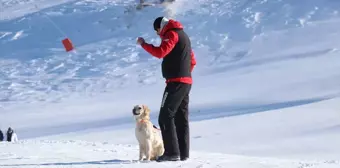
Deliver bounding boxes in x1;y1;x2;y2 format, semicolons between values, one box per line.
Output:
145;141;152;161
139;143;144;161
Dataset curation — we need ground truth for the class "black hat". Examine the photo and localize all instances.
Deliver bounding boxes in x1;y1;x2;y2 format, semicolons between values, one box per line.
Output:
153;16;164;30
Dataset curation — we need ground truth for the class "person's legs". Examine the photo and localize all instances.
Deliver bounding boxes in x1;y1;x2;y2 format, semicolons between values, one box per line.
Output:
157;82;190;162
158;87;174;158
175;89;191;160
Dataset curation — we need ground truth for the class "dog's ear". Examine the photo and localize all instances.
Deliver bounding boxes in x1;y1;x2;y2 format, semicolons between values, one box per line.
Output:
143;105;150;115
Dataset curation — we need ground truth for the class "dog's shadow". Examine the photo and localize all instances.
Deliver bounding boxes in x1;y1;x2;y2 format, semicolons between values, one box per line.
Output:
0;159;140;167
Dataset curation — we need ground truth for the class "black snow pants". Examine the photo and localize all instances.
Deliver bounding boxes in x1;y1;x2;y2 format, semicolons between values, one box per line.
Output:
158;82;191;159
7;132;12;142
0;131;3;141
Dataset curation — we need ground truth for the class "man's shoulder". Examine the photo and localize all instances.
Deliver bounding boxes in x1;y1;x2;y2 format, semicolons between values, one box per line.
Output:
163;28;183;35
162;30;179;41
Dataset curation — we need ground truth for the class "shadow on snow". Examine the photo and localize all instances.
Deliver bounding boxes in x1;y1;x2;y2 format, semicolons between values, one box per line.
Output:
17;93;339;140
0;159;140;167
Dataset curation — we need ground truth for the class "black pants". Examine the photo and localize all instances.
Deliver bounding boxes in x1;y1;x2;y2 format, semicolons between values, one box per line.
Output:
158;82;191;158
7;133;12;142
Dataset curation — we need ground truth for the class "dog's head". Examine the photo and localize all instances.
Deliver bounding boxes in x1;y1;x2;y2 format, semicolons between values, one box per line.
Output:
132;104;150;120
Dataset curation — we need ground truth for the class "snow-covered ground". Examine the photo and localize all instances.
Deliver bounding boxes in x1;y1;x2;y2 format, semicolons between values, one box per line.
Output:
1;99;340;167
1;0;340;167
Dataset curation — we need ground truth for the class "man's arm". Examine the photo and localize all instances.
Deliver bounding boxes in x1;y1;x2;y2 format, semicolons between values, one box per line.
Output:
141;31;178;59
190;49;196;72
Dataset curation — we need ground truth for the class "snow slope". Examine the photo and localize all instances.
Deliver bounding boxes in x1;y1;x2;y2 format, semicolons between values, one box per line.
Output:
1;0;340;167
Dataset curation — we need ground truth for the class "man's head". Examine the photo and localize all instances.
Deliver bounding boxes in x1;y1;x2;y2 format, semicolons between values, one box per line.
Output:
153;16;169;35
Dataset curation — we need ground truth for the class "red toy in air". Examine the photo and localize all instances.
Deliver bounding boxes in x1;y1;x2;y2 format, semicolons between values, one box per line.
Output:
62;38;74;52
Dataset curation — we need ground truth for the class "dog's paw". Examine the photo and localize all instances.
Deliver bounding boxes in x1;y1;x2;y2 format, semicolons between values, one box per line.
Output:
142;159;151;163
137;159;151;163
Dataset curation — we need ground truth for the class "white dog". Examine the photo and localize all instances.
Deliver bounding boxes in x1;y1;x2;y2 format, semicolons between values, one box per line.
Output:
132;104;164;161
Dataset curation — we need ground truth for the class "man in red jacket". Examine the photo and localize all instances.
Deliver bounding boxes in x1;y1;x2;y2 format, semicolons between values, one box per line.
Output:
137;16;196;162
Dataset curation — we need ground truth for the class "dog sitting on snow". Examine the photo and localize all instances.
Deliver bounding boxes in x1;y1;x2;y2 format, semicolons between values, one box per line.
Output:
132;104;164;161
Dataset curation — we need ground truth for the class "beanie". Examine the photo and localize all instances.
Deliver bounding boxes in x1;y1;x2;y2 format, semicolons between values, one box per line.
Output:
153;16;169;31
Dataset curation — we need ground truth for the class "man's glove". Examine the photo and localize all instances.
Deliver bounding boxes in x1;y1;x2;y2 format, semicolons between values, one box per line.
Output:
136;37;145;45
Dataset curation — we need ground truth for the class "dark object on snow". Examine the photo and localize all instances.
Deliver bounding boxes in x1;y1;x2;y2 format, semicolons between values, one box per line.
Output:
139;16;196;162
141;0;175;4
0;130;4;141
6;127;13;142
167;0;176;2
136;0;154;10
160;0;175;3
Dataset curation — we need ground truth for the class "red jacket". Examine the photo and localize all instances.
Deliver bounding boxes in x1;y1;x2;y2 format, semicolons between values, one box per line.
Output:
141;20;196;84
